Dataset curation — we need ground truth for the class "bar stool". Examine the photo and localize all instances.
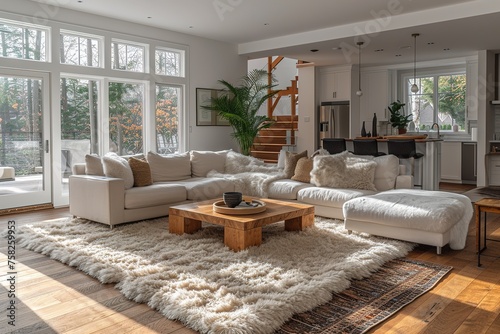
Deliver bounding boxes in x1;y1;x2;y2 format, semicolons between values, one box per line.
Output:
322;138;346;154
387;139;424;188
352;139;386;156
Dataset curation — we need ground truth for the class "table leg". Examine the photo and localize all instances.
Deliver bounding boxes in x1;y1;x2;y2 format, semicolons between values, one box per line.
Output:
169;215;202;235
224;226;262;251
284;213;315;231
476;206;481;267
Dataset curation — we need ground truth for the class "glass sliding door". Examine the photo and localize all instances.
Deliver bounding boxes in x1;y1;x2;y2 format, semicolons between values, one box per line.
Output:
59;76;100;197
0;70;51;210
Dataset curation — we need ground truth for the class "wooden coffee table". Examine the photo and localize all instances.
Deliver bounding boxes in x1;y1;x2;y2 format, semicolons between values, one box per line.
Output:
168;198;315;251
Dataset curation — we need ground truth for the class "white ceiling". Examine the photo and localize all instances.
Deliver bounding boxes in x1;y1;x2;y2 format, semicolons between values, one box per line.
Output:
29;0;500;67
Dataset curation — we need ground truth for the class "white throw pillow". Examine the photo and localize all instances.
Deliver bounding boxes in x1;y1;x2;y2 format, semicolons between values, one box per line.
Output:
102;152;134;189
190;150;229;177
147;151;191;182
85;154;104;176
310;151;377;191
373;155;400;191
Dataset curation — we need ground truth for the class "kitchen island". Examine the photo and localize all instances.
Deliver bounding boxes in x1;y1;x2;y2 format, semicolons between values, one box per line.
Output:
345;137;442;190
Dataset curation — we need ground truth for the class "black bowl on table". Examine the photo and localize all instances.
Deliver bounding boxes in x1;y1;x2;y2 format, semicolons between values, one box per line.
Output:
223;192;243;208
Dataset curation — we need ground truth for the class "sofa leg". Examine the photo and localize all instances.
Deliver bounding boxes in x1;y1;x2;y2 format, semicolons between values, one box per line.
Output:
436;246;442;255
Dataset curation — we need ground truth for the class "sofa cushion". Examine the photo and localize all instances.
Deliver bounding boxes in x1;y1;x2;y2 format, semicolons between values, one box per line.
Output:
85;154;104;176
297;187;375;208
147;151;191;182
128;157;153;187
267;179;314;200
102;152;134;189
124;183;187;209
174;177;235;201
291;157;314;183
283;150;308;178
310;151;377;191
190;150;229;177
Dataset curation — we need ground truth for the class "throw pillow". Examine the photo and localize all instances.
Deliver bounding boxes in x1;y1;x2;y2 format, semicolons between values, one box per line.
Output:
310;151;377;191
373;154;400;191
102;152;134;189
291;157;314;183
190;150;229;177
128;157;153;187
147;151;191;182
283;150;308;179
85;154;104;176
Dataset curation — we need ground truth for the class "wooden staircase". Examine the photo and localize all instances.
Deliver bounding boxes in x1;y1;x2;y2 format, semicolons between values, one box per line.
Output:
249;56;300;163
250;115;298;163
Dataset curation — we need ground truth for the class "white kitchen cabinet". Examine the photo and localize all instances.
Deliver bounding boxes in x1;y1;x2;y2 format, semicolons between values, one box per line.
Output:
318;66;351;101
359;69;390;129
487;155;500;186
466;59;478;121
440;141;462;182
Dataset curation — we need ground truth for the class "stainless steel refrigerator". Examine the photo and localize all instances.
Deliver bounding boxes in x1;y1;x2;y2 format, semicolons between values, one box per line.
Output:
318;101;350;146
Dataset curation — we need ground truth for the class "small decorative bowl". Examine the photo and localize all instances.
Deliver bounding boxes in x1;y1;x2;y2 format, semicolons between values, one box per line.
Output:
223;192;242;208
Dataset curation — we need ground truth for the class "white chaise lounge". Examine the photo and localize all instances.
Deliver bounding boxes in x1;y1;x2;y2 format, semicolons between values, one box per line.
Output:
343;189;474;254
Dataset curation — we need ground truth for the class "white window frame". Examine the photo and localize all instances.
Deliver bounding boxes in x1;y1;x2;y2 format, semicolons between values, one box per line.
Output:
111;38;149;73
0;18;51;62
155;46;185;77
60;29;104;68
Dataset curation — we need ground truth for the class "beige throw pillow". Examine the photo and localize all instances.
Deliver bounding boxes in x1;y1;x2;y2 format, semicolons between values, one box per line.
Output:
85;154;104;176
102;152;134;189
310;151;377;191
283;150;308;179
147;151;191;182
190;150;229;177
129;157;153;187
291;157;314;183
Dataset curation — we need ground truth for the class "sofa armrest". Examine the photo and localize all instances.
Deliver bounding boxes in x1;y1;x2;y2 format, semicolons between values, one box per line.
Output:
395;175;414;189
69;175;125;226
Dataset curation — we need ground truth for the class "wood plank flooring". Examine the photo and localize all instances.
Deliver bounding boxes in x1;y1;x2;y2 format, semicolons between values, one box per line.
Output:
1;183;499;333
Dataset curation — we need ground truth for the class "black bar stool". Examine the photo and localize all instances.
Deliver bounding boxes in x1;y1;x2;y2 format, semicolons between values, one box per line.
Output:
352;139;386;156
322;138;346;154
387;139;424;188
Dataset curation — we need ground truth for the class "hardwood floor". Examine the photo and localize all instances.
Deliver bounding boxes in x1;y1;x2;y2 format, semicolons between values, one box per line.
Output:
1;184;499;334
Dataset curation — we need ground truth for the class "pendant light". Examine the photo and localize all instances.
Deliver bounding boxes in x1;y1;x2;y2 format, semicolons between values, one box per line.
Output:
410;33;420;93
356;41;364;97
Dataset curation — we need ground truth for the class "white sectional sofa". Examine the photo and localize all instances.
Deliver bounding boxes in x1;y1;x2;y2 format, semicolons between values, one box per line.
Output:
69;150;413;227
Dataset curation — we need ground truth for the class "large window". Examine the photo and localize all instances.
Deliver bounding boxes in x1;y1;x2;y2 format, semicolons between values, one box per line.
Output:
109;81;144;155
156;84;180;153
406;70;466;132
60;30;102;67
0;19;48;61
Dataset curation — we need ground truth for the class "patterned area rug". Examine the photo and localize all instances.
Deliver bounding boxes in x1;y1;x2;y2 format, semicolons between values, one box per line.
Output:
277;258;452;334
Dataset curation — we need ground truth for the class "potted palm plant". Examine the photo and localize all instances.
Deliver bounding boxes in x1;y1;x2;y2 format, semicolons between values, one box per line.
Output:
388;100;413;134
202;69;279;155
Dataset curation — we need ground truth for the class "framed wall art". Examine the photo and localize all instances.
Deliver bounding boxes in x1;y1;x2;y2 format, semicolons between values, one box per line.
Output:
196;88;230;126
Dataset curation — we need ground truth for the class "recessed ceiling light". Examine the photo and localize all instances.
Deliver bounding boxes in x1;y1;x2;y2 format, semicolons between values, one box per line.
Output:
427;42;435;45
147;16;152;19
374;49;384;52
77;0;83;3
331;47;342;51
400;45;411;50
264;23;269;26
310;49;319;53
443;48;450;51
189;26;194;29
395;54;402;57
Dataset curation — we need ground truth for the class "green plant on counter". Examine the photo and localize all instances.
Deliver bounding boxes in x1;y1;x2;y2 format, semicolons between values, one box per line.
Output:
388;100;413;130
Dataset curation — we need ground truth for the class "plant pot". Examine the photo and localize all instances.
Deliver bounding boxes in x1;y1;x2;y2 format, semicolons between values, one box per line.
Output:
398;128;407;135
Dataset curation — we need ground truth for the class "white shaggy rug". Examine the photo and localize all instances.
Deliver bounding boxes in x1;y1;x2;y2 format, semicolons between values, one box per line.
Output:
10;217;413;334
